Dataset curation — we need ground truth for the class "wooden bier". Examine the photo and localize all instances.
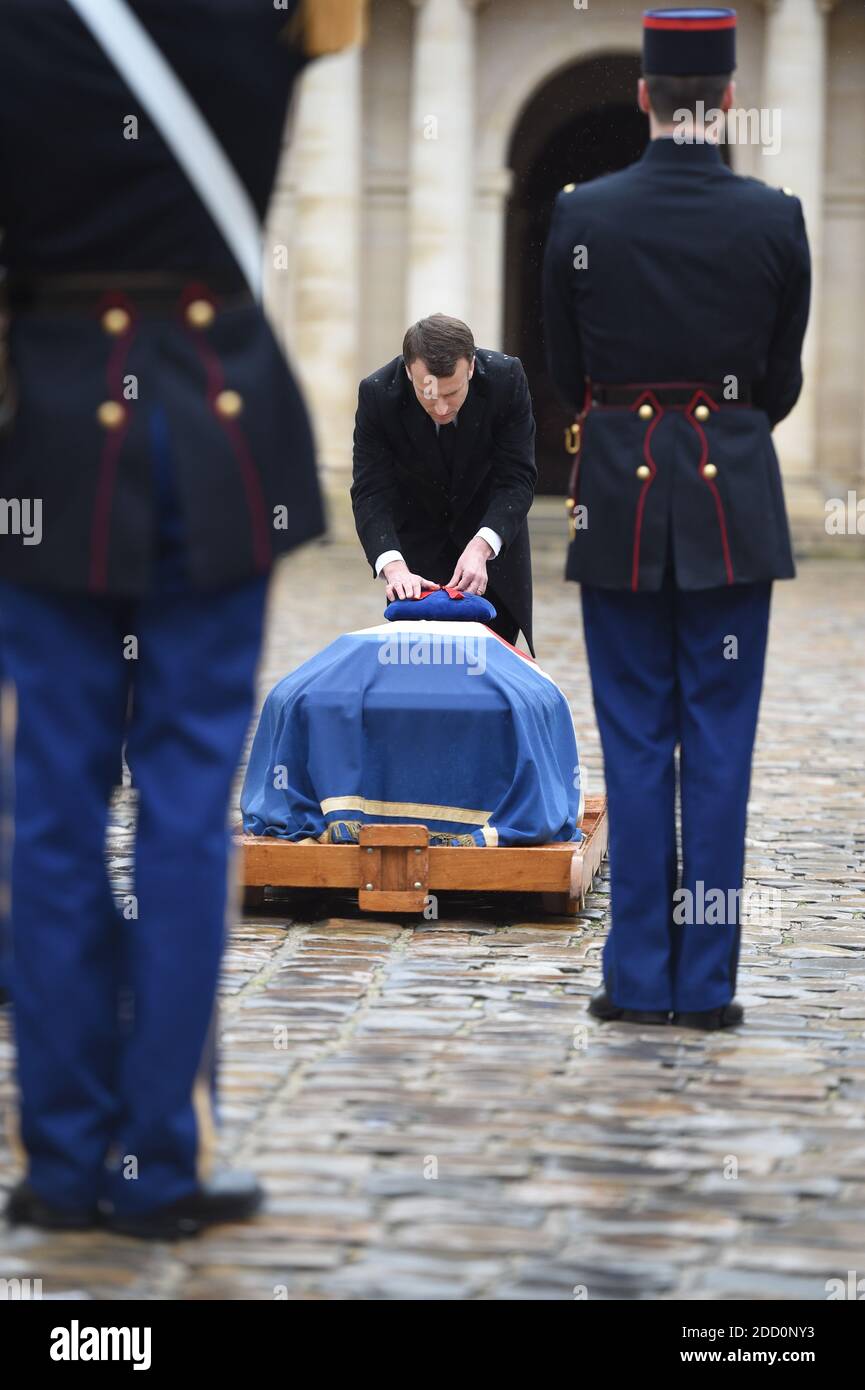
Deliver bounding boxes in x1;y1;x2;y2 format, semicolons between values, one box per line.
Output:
239;795;608;918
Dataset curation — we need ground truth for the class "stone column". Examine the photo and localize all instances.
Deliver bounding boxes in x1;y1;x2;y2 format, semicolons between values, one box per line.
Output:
405;0;477;326
263;178;297;352
472;167;513;349
760;0;833;532
290;46;363;494
861;200;865;493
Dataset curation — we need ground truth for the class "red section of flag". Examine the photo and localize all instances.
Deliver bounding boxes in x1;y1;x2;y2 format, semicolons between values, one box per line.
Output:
417;586;464;600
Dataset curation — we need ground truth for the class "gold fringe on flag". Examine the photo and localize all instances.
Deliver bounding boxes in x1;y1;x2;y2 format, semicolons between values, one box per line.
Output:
430;830;477;847
317;821;477;847
320;820;364;843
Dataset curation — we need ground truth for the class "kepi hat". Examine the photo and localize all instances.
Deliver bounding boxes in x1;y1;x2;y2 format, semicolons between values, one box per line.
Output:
642;8;737;75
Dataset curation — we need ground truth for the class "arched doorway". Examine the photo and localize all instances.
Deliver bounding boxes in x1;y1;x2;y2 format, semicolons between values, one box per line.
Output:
504;53;646;495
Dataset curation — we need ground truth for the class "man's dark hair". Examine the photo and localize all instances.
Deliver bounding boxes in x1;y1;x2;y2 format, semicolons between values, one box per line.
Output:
644;73;732;125
402;314;475;378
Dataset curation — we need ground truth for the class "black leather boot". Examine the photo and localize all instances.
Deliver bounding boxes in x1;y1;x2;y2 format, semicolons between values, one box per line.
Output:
588;987;669;1026
671;1001;744;1031
102;1170;263;1240
6;1180;99;1231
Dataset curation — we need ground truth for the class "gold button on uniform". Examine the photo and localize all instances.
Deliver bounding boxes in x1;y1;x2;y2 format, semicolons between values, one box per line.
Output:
703;462;718;479
97;400;125;430
186;298;215;329
638;403;653;420
694;403;710;421
101;306;131;336
215;389;243;418
562;182;576;193
636;464;651;480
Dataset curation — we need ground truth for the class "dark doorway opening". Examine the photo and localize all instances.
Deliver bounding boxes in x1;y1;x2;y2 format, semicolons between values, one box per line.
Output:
504;53;646;495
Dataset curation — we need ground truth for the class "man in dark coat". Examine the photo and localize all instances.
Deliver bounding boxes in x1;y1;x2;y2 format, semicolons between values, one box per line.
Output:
543;8;810;1030
0;0;365;1237
351;314;537;652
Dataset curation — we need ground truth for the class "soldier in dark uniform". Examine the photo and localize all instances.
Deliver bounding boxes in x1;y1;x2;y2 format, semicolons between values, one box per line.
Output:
543;8;810;1030
0;0;365;1236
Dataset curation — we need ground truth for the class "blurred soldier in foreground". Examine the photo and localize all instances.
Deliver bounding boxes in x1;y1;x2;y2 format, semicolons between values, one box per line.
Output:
543;8;809;1030
0;0;364;1238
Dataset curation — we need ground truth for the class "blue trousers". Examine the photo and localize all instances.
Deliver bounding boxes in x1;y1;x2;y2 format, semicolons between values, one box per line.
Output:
581;577;771;1013
0;403;267;1214
0;577;266;1212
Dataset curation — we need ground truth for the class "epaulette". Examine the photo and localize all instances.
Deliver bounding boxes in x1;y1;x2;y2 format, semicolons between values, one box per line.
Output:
284;0;367;58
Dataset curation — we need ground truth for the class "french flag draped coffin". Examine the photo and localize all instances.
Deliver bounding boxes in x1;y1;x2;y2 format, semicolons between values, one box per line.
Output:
241;621;583;847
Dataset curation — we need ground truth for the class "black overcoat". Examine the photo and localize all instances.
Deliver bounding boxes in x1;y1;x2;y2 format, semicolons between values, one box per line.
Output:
351;349;537;651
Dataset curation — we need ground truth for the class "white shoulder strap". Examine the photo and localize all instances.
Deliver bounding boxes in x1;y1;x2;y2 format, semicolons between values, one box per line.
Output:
67;0;264;299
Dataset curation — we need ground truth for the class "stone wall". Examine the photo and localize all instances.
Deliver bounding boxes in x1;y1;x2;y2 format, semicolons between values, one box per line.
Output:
264;0;865;550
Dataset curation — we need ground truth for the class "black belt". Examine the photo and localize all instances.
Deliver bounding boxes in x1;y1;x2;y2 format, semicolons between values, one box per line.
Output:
6;271;253;315
591;381;752;407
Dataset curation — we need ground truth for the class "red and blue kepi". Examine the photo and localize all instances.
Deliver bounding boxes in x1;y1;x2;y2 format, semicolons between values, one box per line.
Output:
643;8;737;75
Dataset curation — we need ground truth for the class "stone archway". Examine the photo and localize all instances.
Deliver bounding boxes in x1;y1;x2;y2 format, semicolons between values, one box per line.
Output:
502;53;645;495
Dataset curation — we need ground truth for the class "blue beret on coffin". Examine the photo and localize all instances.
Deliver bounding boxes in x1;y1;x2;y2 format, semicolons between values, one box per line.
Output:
384;585;497;624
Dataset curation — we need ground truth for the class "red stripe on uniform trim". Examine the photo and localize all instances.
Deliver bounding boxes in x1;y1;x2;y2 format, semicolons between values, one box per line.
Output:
572;379;593;509
89;425;130;592
643;15;736;29
217;417;273;573
184;320;272;574
89;298;136;593
686;390;734;585
631;390;662;593
703;475;734;585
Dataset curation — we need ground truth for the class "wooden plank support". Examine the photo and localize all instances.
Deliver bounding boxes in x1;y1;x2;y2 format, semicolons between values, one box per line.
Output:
426;841;573;892
239;795;609;917
357;823;429;912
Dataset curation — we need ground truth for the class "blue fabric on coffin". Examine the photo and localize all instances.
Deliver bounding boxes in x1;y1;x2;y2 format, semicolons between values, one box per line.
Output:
241;621;583;847
384;588;497;624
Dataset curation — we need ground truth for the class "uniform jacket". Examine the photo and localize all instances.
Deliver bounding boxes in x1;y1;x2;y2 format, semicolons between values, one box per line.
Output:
351;349;537;653
0;0;325;596
542;139;811;591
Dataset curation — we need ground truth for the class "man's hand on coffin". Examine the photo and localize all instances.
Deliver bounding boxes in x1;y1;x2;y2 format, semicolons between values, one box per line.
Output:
447;535;494;595
382;560;441;601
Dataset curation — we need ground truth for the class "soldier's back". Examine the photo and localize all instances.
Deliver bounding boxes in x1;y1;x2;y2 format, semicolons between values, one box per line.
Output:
0;0;303;281
0;0;324;597
549;143;806;389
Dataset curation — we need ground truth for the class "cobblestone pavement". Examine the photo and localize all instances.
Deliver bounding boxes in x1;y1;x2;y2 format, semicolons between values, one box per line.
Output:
1;543;864;1300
